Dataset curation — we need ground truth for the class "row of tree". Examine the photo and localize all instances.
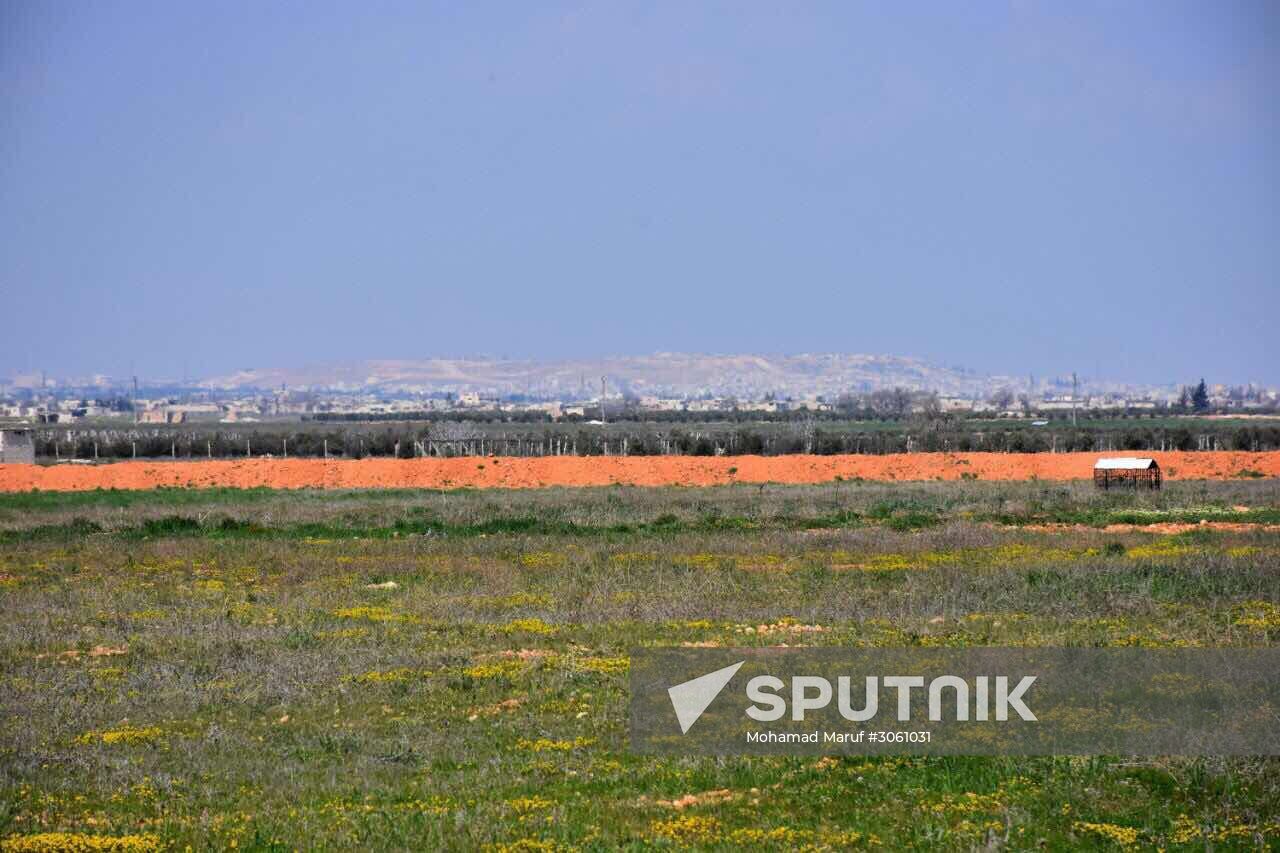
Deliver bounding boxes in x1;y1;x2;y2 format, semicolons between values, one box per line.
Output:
34;421;1280;459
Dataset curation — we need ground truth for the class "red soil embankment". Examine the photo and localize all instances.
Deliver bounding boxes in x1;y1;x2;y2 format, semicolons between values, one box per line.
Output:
0;452;1276;493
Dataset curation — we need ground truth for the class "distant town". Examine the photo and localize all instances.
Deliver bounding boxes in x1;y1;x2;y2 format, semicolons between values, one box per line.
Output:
2;352;1277;425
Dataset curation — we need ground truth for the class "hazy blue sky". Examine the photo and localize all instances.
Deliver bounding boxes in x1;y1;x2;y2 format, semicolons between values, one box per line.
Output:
2;1;1277;385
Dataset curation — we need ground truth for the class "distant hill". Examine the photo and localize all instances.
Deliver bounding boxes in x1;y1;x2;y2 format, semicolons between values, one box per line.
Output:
198;353;1030;398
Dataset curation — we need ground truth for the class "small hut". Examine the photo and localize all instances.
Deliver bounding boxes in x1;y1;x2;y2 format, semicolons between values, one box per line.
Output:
1093;457;1161;490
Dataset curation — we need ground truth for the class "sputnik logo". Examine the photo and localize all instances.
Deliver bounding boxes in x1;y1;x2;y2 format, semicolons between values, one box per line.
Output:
667;661;745;734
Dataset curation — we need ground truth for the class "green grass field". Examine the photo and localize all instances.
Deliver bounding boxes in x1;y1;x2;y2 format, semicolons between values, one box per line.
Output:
1;481;1278;850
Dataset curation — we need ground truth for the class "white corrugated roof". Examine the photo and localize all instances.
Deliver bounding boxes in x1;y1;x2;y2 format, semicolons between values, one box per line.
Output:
1094;457;1157;470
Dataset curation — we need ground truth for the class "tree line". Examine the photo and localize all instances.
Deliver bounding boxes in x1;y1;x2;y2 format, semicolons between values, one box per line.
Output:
32;420;1280;460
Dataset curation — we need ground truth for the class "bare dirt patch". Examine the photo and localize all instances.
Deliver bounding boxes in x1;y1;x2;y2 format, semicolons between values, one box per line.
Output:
0;451;1276;493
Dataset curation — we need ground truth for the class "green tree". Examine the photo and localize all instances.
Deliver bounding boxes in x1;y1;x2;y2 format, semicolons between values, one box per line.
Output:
1191;379;1210;412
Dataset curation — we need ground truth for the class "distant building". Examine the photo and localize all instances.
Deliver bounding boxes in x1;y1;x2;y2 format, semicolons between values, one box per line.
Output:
140;408;188;424
0;428;35;464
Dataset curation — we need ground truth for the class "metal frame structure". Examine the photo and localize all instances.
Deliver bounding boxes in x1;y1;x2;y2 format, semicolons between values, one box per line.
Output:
1093;457;1162;490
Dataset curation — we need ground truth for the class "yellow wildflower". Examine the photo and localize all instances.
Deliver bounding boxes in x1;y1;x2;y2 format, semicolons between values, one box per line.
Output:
517;552;567;570
505;796;554;814
573;656;628;675
650;815;721;844
0;834;161;853
76;725;164;747
1234;600;1280;630
502;618;556;635
331;606;414;623
1074;821;1140;847
464;660;526;679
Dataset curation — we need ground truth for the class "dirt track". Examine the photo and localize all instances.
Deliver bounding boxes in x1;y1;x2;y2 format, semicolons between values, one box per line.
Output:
0;451;1276;492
